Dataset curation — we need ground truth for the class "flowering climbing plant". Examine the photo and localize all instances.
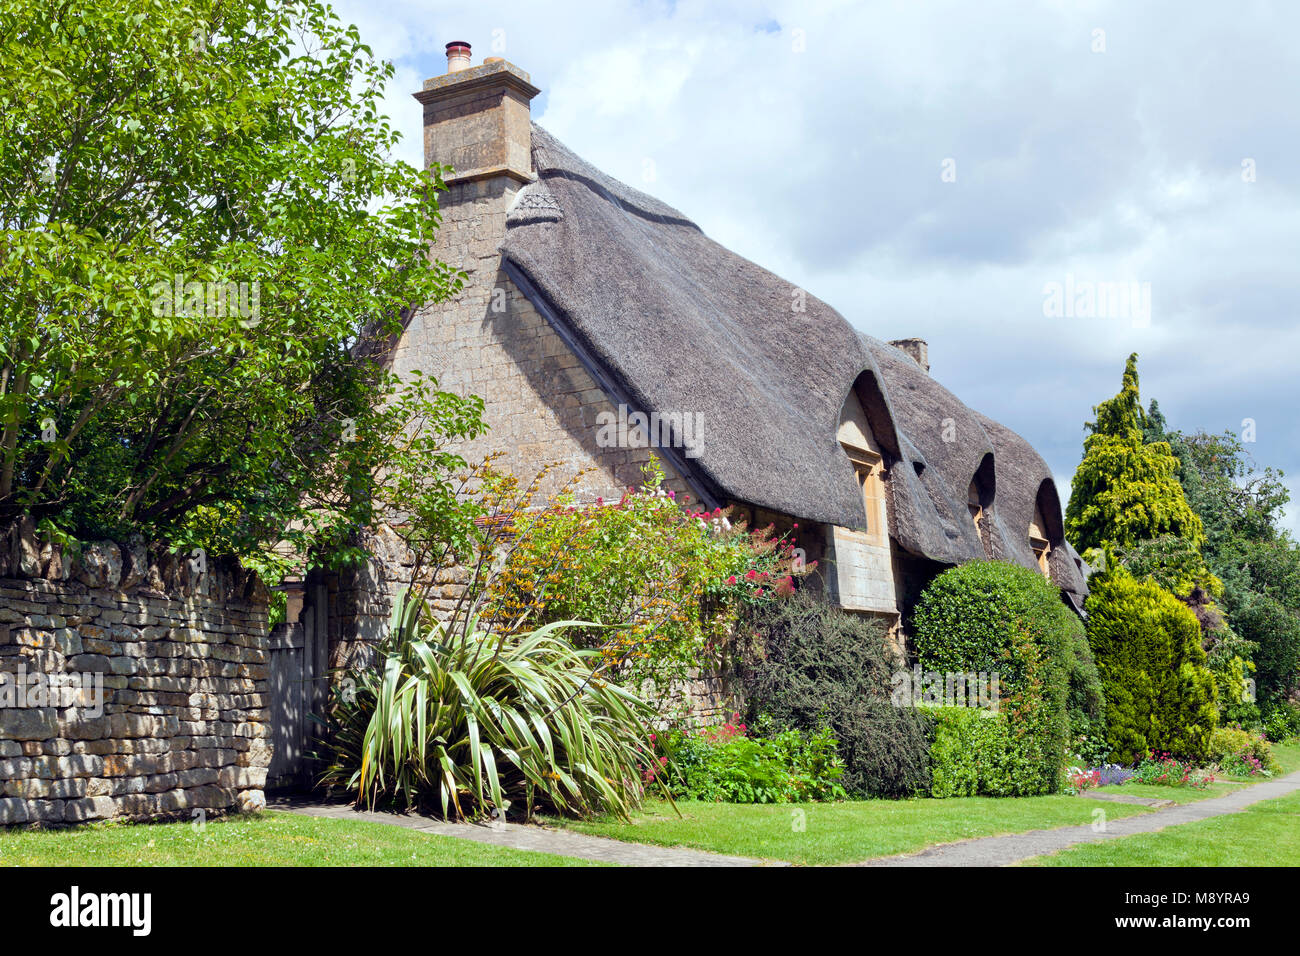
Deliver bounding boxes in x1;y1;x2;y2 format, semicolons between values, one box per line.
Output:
480;458;808;695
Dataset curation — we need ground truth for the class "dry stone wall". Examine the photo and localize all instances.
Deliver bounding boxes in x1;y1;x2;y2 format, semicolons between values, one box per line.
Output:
0;519;271;826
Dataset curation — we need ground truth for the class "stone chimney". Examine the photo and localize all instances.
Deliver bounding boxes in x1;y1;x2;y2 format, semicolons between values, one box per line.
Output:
413;44;540;190
889;338;929;374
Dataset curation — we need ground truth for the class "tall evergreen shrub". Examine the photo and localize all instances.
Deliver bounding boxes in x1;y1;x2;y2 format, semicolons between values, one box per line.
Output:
1086;566;1219;762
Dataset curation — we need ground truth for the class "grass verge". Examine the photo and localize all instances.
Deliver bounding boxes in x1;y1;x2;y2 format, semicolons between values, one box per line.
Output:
549;795;1152;865
0;810;599;867
1023;786;1300;866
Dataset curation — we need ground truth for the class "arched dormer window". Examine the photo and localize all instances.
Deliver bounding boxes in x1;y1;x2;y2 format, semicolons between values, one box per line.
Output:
837;391;888;546
1029;480;1063;579
968;454;995;558
1029;503;1052;575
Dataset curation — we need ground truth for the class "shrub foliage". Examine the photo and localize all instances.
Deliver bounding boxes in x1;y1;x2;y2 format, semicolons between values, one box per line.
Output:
912;560;1100;795
481;459;802;696
740;589;932;798
928;707;1050;798
1086;565;1218;762
650;717;847;804
320;596;655;820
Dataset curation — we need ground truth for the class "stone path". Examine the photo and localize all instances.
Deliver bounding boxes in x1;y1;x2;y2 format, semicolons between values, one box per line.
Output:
278;798;779;867
859;770;1300;867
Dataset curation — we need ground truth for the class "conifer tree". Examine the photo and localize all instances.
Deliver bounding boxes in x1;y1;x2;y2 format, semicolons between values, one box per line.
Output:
1065;354;1206;560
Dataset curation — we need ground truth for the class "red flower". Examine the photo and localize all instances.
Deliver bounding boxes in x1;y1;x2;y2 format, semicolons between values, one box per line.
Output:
745;569;757;581
726;575;737;585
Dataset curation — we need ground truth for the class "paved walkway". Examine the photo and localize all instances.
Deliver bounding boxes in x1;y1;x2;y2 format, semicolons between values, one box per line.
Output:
859;769;1300;867
277;769;1300;867
278;798;778;867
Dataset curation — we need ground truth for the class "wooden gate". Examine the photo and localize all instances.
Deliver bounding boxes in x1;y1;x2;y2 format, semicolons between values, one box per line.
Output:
266;581;328;790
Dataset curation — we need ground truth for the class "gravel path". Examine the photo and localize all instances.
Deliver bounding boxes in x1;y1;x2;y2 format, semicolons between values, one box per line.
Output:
857;770;1300;867
278;798;777;867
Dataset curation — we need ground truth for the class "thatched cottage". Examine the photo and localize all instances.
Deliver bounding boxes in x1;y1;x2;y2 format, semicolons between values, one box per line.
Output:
329;43;1089;654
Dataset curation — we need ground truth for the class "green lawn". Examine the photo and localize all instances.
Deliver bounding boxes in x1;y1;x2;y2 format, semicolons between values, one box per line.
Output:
549;795;1152;866
1023;787;1300;866
0;811;598;867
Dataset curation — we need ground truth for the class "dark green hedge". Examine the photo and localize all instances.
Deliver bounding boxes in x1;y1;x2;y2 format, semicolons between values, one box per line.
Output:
740;590;932;798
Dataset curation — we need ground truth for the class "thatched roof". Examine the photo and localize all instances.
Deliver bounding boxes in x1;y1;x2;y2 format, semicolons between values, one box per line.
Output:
500;124;1088;601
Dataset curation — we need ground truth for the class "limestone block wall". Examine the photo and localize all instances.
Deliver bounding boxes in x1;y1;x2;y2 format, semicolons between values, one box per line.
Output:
390;180;693;507
825;526;899;614
0;521;271;826
650;671;746;728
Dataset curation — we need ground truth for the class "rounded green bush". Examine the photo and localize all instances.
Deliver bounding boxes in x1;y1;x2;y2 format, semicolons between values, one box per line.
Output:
912;561;1099;795
1207;727;1253;763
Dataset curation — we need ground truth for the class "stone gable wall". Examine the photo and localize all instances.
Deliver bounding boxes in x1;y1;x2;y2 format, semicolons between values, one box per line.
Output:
0;520;271;826
390;178;693;506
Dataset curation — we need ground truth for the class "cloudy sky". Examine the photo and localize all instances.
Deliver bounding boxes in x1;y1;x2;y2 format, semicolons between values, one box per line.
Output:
332;0;1300;530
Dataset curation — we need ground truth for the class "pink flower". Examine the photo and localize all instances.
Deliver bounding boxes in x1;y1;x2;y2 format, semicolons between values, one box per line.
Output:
726;575;737;585
745;569;757;581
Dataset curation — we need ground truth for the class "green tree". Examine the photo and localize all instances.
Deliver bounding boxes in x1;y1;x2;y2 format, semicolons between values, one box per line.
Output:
1144;420;1300;707
1086;565;1218;762
0;0;470;562
1065;355;1207;575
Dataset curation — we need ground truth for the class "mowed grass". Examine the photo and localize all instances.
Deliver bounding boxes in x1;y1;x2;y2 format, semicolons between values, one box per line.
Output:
1023;787;1300;866
550;795;1152;865
0;810;599;867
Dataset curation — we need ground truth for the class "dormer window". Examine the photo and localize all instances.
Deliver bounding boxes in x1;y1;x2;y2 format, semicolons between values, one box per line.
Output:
846;447;888;545
968;454;995;559
837;388;890;547
1029;503;1052;577
1030;535;1050;574
967;479;984;534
